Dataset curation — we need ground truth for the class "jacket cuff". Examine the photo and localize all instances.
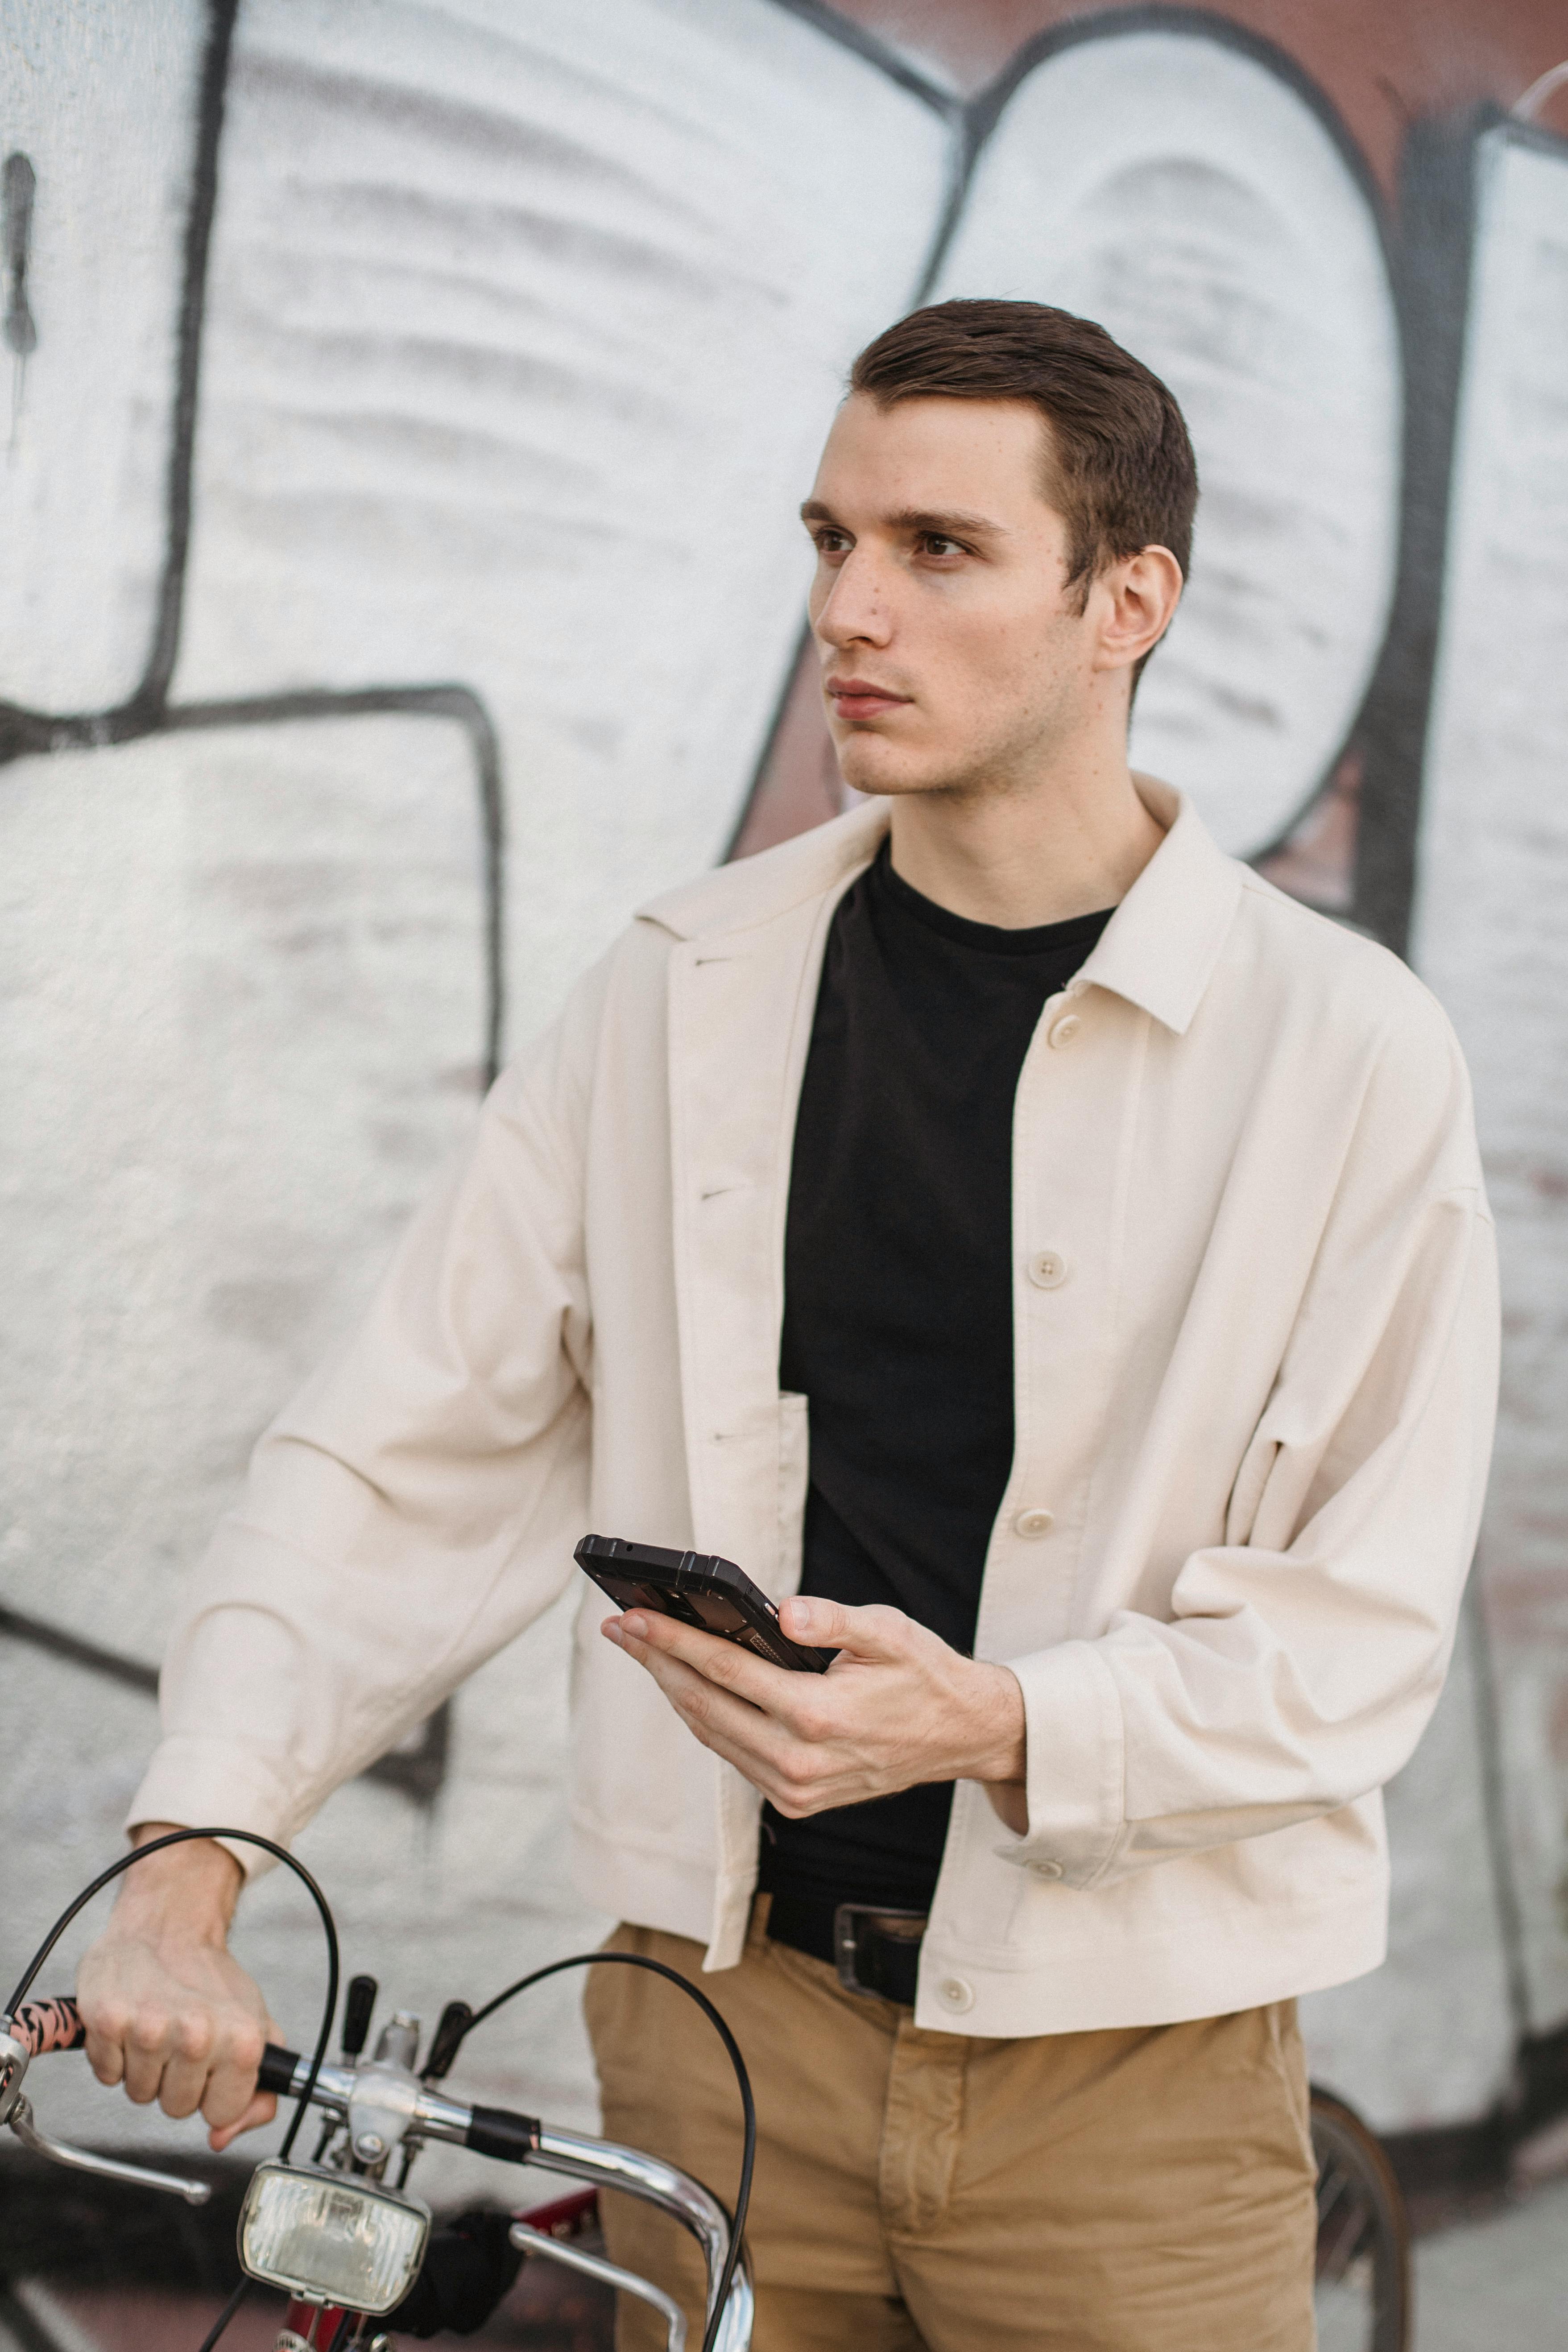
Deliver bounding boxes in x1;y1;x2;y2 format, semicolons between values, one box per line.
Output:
126;1737;299;1882
998;1641;1126;1887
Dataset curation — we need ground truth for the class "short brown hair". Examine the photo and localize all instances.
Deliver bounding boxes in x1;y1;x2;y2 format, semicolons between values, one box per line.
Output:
849;299;1197;674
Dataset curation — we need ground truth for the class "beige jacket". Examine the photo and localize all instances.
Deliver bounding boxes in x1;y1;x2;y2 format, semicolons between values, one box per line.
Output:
132;782;1499;2038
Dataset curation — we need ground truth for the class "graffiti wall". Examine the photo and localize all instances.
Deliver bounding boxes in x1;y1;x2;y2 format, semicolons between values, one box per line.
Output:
4;0;1567;2168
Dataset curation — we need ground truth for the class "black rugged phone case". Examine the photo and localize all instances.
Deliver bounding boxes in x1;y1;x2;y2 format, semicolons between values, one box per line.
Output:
575;1533;834;1673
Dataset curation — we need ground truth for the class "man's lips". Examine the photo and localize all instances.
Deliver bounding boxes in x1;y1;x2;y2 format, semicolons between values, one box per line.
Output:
826;677;912;722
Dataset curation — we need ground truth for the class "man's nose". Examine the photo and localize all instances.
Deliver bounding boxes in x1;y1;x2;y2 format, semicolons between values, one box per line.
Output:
813;550;892;649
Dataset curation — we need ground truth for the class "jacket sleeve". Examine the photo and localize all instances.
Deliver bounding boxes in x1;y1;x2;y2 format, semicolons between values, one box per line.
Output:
126;957;610;1875
1001;1007;1501;1892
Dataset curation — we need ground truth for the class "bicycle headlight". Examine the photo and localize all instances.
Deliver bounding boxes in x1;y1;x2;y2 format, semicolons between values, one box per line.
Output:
238;2161;430;2313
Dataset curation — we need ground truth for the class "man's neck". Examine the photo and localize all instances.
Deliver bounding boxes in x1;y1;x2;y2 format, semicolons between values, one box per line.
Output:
884;749;1167;930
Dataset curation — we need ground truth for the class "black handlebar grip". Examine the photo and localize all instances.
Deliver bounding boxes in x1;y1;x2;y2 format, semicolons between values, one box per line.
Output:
464;2104;541;2164
10;1997;87;2055
257;2042;302;2096
422;1999;473;2082
340;1973;377;2059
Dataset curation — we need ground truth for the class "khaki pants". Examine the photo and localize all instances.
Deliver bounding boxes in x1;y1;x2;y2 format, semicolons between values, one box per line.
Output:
583;1903;1317;2352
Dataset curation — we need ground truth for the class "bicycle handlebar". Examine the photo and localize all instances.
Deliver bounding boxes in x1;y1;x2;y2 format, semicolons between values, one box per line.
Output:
17;2000;544;2167
9;1998;87;2056
6;1992;755;2349
4;1834;756;2349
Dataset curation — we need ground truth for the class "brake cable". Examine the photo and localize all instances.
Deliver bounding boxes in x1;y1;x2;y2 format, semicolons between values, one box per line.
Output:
455;1951;757;2352
6;1826;341;2348
5;1825;340;2166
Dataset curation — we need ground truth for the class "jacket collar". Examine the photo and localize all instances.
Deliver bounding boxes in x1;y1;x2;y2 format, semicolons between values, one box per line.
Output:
640;774;1241;1036
1074;777;1244;1037
637;798;888;943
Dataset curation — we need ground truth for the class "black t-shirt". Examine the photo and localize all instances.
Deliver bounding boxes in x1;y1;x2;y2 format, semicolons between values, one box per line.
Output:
760;841;1112;1916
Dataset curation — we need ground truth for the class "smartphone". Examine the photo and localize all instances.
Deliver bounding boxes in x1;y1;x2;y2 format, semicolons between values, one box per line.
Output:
575;1534;834;1673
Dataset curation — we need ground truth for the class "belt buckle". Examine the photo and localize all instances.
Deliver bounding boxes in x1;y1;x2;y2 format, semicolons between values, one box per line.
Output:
832;1902;927;2000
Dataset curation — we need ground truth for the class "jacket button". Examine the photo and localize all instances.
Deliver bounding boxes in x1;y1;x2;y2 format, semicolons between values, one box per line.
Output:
1027;1250;1067;1289
1048;1013;1081;1048
938;1976;975;2014
1014;1507;1054;1538
1030;1859;1065;1881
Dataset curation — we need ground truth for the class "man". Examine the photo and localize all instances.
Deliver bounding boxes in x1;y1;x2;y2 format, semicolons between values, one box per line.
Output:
79;301;1497;2350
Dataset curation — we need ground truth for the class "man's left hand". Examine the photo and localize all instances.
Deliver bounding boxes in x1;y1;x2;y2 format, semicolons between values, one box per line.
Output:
601;1596;1028;1831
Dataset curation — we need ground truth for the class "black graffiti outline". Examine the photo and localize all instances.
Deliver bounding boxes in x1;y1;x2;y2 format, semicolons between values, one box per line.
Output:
765;0;956;113
0;0;505;1075
0;0;482;1802
3;152;38;363
1351;102;1516;955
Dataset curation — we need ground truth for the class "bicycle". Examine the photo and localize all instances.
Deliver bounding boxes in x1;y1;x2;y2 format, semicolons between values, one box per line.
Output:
1309;2084;1413;2352
0;1828;753;2351
0;1830;1413;2352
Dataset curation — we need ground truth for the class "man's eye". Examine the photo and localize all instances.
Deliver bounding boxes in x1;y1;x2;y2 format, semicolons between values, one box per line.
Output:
815;530;850;554
921;534;964;558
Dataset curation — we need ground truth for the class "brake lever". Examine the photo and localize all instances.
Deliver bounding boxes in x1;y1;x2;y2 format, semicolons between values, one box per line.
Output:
1;2008;211;2207
6;2093;211;2206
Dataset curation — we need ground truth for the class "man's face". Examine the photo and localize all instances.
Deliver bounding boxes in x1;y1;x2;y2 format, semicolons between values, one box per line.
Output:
803;393;1103;799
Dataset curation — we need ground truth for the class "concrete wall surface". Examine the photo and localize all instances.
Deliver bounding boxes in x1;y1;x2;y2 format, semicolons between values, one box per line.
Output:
4;0;1568;2168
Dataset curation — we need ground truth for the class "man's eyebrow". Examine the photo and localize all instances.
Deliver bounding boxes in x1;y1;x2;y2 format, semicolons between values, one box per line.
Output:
888;507;1007;539
798;500;1007;538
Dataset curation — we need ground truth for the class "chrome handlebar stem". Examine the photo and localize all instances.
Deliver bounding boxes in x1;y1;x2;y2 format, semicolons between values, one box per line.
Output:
268;2051;478;2152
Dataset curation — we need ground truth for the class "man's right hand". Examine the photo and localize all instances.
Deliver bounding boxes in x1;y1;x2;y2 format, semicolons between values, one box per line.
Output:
74;1824;280;2152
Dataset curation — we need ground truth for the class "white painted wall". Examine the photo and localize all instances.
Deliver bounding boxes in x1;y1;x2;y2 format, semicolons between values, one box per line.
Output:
1411;124;1568;2041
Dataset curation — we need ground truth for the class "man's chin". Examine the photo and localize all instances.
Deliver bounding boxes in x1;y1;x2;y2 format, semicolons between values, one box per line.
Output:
832;741;943;799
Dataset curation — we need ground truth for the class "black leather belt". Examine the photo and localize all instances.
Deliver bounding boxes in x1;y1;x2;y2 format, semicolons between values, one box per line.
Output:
765;1891;927;2005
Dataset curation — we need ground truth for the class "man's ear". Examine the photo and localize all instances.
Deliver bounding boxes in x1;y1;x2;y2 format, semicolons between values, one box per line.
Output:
1093;545;1184;676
